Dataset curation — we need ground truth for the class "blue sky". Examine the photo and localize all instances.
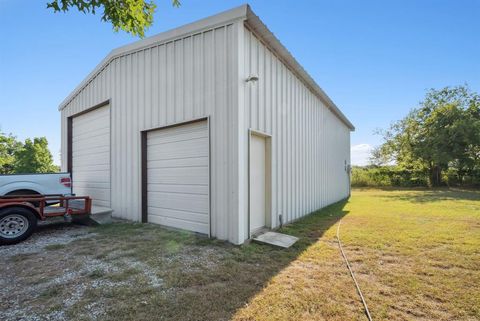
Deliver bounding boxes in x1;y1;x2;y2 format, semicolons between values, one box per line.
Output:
1;0;479;165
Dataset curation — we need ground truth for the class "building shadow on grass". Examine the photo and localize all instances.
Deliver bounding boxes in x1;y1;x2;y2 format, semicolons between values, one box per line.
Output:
146;199;350;321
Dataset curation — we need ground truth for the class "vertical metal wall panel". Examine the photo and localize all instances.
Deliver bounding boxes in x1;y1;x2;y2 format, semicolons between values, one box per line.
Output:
242;28;351;236
234;21;247;242
61;23;240;243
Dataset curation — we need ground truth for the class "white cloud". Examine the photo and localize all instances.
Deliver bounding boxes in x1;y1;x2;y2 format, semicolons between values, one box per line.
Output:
351;144;374;166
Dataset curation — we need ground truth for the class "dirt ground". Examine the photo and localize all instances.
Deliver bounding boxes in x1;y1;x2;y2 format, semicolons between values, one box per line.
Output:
1;222;95;320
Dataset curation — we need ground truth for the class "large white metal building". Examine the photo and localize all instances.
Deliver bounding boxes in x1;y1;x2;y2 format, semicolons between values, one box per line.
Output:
60;5;354;244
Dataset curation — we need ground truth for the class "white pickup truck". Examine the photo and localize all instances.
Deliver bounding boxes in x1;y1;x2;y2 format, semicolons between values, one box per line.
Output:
0;173;72;197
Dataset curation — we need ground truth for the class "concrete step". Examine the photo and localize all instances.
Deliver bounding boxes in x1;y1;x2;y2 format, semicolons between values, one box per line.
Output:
89;205;113;224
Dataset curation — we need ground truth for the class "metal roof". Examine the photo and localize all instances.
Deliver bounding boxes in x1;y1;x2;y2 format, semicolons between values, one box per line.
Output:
59;4;354;131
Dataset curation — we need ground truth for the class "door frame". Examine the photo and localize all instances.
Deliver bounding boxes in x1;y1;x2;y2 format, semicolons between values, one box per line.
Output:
247;129;272;238
141;116;211;237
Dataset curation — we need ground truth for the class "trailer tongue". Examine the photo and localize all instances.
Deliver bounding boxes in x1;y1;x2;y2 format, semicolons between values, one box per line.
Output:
0;194;92;245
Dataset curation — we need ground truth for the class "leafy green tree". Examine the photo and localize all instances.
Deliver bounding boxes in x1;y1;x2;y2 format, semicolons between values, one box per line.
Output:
0;132;23;174
14;137;58;174
47;0;181;38
373;85;480;186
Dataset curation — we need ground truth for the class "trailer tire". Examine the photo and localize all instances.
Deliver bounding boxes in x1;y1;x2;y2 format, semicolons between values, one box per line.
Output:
0;207;37;245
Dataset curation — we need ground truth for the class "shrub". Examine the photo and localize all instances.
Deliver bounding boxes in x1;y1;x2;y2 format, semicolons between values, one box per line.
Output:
351;166;429;187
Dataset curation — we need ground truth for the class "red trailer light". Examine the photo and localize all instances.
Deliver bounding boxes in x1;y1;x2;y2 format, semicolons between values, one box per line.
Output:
60;177;71;188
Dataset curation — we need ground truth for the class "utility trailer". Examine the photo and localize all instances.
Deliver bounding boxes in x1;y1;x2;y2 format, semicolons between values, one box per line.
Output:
0;194;92;245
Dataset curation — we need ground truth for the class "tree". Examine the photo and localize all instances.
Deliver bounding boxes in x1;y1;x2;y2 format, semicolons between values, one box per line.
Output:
0;132;23;174
47;0;181;38
373;85;480;186
14;137;58;174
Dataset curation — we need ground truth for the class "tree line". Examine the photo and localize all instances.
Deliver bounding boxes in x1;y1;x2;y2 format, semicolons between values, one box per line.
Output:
357;85;480;187
0;133;58;174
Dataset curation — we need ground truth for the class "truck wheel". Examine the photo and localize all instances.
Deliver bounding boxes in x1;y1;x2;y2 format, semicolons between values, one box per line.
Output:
0;207;37;245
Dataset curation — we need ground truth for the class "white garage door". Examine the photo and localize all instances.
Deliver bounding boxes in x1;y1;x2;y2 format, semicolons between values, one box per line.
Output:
72;105;111;208
147;120;209;234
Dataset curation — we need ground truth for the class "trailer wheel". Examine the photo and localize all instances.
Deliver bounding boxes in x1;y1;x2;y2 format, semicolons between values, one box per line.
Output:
0;207;37;245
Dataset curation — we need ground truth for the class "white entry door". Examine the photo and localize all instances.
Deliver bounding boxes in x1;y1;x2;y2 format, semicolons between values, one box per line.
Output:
147;120;209;234
72;105;111;207
250;134;267;233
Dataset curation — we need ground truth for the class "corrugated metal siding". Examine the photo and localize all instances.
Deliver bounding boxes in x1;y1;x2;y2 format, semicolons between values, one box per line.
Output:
242;28;351;235
61;23;240;242
60;16;352;244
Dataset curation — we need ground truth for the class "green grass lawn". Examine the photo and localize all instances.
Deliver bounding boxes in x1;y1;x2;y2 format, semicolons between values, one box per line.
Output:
1;188;479;321
235;188;480;321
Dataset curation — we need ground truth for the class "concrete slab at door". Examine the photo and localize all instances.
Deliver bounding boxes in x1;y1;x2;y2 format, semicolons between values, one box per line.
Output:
147;120;209;234
253;231;299;248
250;134;266;233
72;104;111;207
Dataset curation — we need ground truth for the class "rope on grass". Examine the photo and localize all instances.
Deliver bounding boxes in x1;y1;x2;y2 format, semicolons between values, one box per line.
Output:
336;220;373;321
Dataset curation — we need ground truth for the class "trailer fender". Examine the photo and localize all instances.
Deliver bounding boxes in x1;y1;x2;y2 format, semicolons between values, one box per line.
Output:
0;203;42;220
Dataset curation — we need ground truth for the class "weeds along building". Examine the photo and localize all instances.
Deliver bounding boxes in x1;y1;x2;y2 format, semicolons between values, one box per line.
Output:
60;5;354;244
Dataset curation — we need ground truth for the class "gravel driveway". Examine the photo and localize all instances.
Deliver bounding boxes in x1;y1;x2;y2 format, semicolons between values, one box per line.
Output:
0;221;238;321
